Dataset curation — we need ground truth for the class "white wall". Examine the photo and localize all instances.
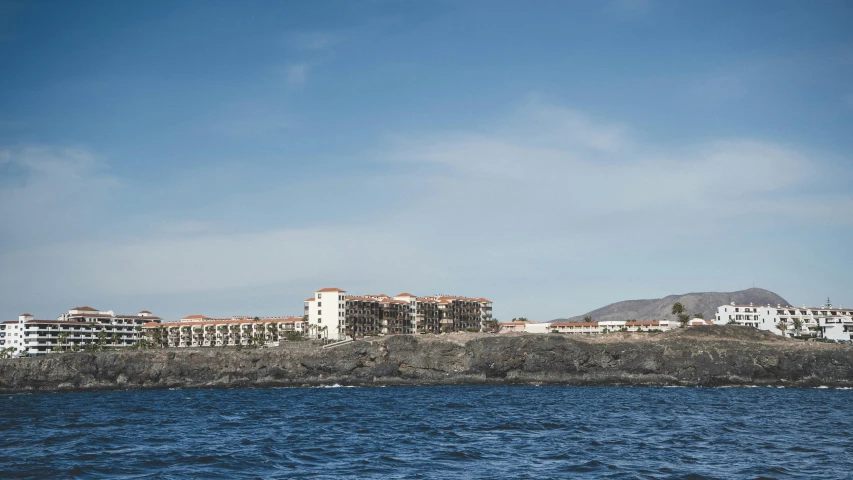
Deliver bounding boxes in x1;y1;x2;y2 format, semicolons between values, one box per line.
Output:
309;289;346;341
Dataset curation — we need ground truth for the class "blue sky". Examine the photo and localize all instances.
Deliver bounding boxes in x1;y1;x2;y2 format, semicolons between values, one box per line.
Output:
1;0;852;321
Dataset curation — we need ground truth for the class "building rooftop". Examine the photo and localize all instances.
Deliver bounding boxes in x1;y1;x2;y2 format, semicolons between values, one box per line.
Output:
143;317;305;328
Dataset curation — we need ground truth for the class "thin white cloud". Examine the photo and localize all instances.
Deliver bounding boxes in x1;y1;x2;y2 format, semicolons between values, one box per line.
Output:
1;101;850;320
286;31;341;51
281;63;309;87
0;146;120;248
209;101;293;138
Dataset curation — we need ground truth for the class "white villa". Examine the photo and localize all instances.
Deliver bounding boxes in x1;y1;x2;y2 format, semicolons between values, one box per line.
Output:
0;307;161;357
305;288;494;341
141;315;306;348
714;302;853;341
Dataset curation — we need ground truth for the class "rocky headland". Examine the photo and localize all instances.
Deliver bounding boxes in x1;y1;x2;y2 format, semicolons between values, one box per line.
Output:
2;326;852;393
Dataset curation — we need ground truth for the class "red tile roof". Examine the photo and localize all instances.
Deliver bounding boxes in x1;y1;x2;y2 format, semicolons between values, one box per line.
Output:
66;313;162;320
142;316;305;329
72;306;98;311
28;320;91;325
551;322;598;327
395;292;416;297
317;287;345;292
346;296;379;303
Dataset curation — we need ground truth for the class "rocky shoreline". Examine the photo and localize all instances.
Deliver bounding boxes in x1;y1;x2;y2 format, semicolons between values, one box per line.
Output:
1;326;852;393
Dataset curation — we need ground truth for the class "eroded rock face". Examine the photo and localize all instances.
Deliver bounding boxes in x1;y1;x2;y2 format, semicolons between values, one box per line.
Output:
1;326;851;393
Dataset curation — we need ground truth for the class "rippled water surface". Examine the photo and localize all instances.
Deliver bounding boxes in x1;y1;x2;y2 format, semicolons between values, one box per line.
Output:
2;386;852;479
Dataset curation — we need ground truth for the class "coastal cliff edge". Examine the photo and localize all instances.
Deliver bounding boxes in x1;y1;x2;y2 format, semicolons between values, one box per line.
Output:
2;326;852;393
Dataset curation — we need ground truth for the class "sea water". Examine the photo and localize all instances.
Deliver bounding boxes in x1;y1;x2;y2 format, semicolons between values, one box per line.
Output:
2;386;851;478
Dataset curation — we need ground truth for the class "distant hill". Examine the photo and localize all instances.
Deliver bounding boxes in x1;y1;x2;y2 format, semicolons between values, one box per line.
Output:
554;288;791;323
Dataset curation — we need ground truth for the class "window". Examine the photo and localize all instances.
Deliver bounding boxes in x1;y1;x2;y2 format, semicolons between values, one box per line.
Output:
318;310;321;315
318;293;322;299
318;302;322;307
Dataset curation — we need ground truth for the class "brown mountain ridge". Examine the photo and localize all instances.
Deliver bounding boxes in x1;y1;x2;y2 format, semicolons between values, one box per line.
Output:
553;288;791;323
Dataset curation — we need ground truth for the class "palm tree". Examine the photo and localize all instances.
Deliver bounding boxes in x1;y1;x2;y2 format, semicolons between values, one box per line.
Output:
88;322;98;343
677;313;690;326
111;333;119;347
791;318;803;337
267;323;278;342
57;332;69;352
672;302;684;316
693;313;704;319
776;321;789;338
151;328;163;348
134;326;142;348
812;323;823;338
583;316;593;323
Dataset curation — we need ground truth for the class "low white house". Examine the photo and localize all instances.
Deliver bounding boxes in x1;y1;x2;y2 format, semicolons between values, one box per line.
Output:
518;319;680;335
498;322;552;333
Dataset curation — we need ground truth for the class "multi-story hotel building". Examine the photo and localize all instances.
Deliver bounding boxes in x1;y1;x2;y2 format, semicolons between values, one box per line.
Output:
141;314;306;348
0;307;161;357
714;302;853;341
304;288;493;341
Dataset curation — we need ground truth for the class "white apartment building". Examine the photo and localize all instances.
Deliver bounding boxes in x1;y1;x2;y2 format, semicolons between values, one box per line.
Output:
0;307;161;357
305;288;348;341
714;302;853;341
141;315;306;348
304;288;494;341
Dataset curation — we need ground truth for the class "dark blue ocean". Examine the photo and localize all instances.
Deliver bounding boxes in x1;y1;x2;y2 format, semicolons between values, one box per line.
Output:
2;386;852;479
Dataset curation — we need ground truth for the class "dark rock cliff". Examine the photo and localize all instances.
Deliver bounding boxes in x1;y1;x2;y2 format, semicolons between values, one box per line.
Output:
1;326;851;393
